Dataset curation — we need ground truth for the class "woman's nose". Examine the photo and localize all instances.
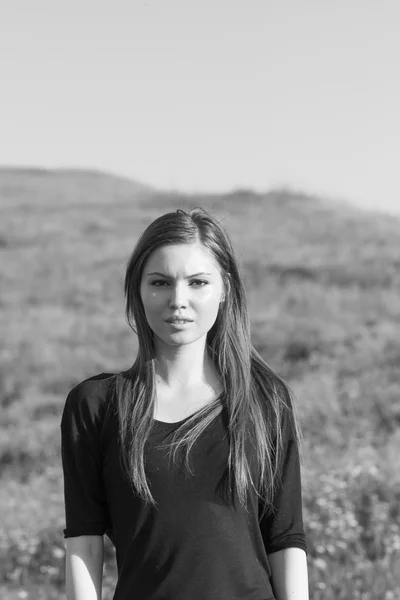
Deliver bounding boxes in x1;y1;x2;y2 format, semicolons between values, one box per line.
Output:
168;282;188;308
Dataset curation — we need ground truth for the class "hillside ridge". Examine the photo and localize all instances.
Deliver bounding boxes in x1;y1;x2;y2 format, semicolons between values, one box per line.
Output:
2;166;398;224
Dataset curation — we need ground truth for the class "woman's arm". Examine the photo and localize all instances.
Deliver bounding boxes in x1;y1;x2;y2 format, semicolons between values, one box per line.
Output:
65;535;104;600
268;547;309;600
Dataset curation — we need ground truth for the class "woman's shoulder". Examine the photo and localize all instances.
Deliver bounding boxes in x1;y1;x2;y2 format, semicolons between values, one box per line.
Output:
69;372;117;395
250;362;298;440
67;371;117;402
61;372;117;428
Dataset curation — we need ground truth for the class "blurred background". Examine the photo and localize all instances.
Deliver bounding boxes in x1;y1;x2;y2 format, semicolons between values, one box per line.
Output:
0;1;399;599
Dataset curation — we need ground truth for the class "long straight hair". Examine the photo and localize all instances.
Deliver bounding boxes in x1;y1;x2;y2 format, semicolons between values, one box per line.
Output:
115;207;303;517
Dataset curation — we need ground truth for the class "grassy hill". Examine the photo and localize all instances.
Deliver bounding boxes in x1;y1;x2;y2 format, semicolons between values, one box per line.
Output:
1;168;399;599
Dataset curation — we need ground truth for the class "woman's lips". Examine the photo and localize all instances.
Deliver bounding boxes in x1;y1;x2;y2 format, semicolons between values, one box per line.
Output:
165;318;193;323
165;319;193;326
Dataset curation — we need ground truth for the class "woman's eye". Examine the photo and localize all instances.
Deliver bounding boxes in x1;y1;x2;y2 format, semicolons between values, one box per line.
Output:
191;279;208;287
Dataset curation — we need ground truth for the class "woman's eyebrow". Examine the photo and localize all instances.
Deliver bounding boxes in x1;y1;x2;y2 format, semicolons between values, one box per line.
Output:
146;272;212;278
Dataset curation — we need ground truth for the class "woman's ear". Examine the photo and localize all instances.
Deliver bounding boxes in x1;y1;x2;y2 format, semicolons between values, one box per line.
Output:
220;272;230;303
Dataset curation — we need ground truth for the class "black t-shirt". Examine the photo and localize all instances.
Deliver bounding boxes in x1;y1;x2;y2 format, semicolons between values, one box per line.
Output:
60;373;307;600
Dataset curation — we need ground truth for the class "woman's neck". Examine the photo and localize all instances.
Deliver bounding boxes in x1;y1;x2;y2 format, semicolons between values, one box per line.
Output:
154;341;218;390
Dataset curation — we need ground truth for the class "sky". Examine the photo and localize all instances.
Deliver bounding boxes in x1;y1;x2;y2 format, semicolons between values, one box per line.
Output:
1;0;399;215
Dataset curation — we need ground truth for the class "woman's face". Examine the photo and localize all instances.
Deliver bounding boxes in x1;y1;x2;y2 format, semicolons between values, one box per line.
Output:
140;242;225;348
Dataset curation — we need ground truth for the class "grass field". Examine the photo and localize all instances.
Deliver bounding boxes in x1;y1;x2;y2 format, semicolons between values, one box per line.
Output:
0;167;399;599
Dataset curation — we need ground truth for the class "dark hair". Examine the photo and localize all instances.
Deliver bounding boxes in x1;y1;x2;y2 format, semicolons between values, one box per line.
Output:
115;207;302;516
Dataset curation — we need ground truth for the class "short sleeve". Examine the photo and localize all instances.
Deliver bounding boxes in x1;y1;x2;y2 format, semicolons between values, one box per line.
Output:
259;414;307;555
60;382;112;538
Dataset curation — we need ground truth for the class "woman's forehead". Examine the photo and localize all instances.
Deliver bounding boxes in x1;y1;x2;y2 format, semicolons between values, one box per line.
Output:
144;243;220;274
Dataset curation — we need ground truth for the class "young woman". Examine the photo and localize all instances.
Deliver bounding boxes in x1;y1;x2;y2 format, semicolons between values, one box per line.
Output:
61;207;309;600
